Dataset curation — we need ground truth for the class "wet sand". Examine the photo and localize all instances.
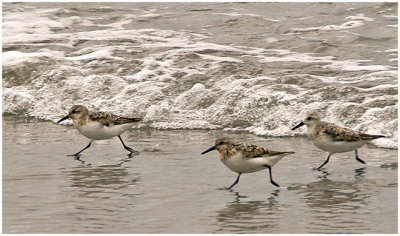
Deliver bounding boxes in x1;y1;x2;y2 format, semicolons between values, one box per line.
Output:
3;116;398;233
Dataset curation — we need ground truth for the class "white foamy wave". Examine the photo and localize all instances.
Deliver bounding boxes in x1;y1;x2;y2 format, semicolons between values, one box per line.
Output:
3;50;63;67
2;3;397;149
289;20;365;33
345;13;375;22
213;12;281;22
322;60;391;72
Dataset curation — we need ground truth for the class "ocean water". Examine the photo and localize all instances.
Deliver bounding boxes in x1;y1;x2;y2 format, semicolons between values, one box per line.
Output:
2;2;398;148
2;2;398;234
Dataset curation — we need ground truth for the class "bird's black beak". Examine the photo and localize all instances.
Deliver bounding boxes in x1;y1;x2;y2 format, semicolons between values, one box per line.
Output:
201;146;216;155
57;115;70;124
292;121;305;131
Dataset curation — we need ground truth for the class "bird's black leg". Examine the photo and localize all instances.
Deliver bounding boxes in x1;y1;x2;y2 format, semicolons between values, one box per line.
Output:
226;174;241;190
317;153;332;170
68;141;92;157
265;165;280;187
118;135;135;153
355;149;366;164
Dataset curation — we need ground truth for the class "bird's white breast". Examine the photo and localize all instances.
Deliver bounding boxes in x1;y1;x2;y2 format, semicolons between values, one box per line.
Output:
312;133;368;153
222;152;285;174
77;121;133;140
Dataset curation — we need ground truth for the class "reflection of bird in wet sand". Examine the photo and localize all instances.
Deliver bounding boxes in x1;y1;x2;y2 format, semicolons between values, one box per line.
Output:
216;192;280;233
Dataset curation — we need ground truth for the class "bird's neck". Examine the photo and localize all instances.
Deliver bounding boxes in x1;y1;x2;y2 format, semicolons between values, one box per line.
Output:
307;121;321;137
73;116;89;128
219;144;236;162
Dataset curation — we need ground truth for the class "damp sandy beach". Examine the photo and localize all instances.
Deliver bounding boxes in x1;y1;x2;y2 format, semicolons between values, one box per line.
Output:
3;117;397;233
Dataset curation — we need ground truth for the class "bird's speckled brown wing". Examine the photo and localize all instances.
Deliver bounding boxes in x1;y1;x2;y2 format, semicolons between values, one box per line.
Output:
233;142;288;158
89;111;142;126
321;122;384;142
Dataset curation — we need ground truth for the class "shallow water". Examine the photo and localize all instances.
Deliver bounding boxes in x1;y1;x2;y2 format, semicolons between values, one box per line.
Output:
3;117;397;233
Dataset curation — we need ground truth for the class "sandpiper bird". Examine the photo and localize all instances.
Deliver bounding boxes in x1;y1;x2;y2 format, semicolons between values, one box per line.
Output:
201;137;295;189
292;111;385;170
57;105;142;157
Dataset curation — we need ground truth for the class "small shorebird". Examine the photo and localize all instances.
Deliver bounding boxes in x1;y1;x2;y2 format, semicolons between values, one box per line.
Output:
201;137;295;189
57;105;142;157
292;111;385;170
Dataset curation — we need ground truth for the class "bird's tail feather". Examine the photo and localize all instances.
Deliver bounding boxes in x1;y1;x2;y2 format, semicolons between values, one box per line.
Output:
122;117;143;123
271;151;295;156
361;134;385;140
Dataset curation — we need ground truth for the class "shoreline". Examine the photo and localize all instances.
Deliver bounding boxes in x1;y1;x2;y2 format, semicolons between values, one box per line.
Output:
4;115;397;150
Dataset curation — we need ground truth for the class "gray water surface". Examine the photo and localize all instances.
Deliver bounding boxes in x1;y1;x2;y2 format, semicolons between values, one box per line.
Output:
3;117;397;233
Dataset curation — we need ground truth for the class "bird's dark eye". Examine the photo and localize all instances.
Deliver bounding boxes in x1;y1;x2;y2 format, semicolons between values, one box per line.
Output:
307;117;312;120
